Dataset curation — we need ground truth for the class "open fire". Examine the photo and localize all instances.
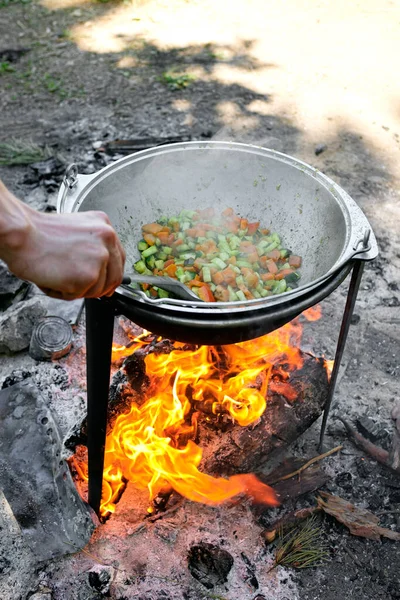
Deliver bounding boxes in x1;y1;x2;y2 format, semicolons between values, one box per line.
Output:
72;307;325;518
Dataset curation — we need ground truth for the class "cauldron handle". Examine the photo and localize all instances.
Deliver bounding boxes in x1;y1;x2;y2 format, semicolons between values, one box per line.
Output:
85;298;115;516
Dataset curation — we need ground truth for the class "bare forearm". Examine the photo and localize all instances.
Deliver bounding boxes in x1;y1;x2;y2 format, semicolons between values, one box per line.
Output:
0;178;125;299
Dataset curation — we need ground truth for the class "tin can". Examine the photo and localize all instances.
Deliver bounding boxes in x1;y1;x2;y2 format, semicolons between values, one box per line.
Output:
29;316;73;361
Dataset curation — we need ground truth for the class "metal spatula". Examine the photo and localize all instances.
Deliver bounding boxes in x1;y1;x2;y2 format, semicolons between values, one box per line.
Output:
121;274;203;302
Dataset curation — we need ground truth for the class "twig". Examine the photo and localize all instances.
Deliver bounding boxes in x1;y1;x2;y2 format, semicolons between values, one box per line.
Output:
146;498;185;522
338;417;400;474
268;445;343;484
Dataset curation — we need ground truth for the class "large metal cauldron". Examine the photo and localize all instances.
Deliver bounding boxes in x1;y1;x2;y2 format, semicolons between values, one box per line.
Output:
58;142;378;344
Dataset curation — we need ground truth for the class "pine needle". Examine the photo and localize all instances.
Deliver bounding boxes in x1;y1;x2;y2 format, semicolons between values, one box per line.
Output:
0;139;52;166
270;515;329;571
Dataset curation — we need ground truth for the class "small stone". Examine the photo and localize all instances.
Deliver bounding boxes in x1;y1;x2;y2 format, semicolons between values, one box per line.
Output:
315;143;327;156
0;297;47;354
356;415;381;442
350;313;361;325
0;261;30;312
335;472;353;492
188;542;233;589
88;567;113;595
28;592;52;600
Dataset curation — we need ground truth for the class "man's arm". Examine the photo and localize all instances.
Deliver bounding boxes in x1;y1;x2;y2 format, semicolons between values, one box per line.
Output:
0;179;125;299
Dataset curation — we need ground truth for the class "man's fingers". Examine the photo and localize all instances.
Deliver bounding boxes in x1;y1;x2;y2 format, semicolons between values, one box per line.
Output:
102;244;124;297
83;258;109;298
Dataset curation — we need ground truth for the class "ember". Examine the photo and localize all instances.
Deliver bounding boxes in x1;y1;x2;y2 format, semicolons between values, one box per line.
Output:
74;309;325;517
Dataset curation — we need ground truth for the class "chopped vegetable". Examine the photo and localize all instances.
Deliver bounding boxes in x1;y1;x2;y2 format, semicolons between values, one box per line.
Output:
134;208;302;301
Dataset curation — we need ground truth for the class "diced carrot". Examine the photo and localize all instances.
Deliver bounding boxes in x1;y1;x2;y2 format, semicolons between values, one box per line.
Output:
266;249;281;261
185;228;198;238
142;283;150;290
247;221;260;235
220;267;237;285
225;221;239;233
149;288;158;297
289;255;302;268
222;207;234;217
238;283;254;300
196;229;207;238
240;242;257;254
240;218;248;230
261;273;275;281
172;238;184;247
187;278;204;287
172;221;180;232
259;256;268;269
164;259;175;268
143;233;156;246
156;232;171;245
266;259;278;274
241;267;258;288
275;268;294;280
198;284;215;302
164;263;177;277
142;223;164;235
260;228;270;235
227;256;237;265
160;226;171;233
212;271;225;286
214;285;230;302
247;252;259;264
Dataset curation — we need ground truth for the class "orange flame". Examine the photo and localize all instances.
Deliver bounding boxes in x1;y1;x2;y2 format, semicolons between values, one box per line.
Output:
74;305;325;517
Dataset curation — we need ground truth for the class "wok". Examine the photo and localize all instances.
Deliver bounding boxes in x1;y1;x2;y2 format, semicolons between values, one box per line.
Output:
58;141;378;344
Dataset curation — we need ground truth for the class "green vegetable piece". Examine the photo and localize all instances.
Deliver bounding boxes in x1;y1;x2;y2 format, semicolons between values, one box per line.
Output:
212;257;227;270
202;267;212;283
155;260;165;270
134;260;146;274
146;255;156;269
158;289;170;298
137;240;149;252
236;290;246;302
161;246;173;255
142;245;158;258
284;272;301;284
272;279;287;295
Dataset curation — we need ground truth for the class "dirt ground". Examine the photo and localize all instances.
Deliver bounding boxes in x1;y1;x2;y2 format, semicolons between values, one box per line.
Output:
0;1;400;599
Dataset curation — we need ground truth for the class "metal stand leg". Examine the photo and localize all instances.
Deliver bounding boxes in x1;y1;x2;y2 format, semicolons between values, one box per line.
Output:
85;298;115;515
318;261;365;452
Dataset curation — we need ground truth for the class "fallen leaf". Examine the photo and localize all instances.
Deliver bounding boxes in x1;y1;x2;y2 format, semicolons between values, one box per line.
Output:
317;491;400;541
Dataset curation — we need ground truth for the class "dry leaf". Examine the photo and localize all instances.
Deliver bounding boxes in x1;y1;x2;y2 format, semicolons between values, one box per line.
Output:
317;491;400;541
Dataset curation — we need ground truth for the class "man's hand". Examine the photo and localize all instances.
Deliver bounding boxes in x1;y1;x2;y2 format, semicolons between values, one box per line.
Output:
0;180;126;300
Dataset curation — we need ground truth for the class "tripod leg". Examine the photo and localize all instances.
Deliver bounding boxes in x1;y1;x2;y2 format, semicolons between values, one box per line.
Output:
85;298;115;515
318;261;365;451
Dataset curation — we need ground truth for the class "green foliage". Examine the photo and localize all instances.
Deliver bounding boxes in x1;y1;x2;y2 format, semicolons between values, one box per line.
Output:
159;71;195;90
0;139;53;166
0;0;32;7
272;515;329;570
0;61;15;74
43;74;67;98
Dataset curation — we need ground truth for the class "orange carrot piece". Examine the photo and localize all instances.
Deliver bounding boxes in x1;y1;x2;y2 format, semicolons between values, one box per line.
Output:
164;263;177;277
266;259;278;274
247;221;260;235
143;233;156;246
142;223;163;235
266;249;281;261
275;268;294;280
289;255;302;268
261;273;275;281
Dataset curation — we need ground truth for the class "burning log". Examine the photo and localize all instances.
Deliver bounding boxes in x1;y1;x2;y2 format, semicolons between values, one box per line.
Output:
200;352;329;476
71;320;331;517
